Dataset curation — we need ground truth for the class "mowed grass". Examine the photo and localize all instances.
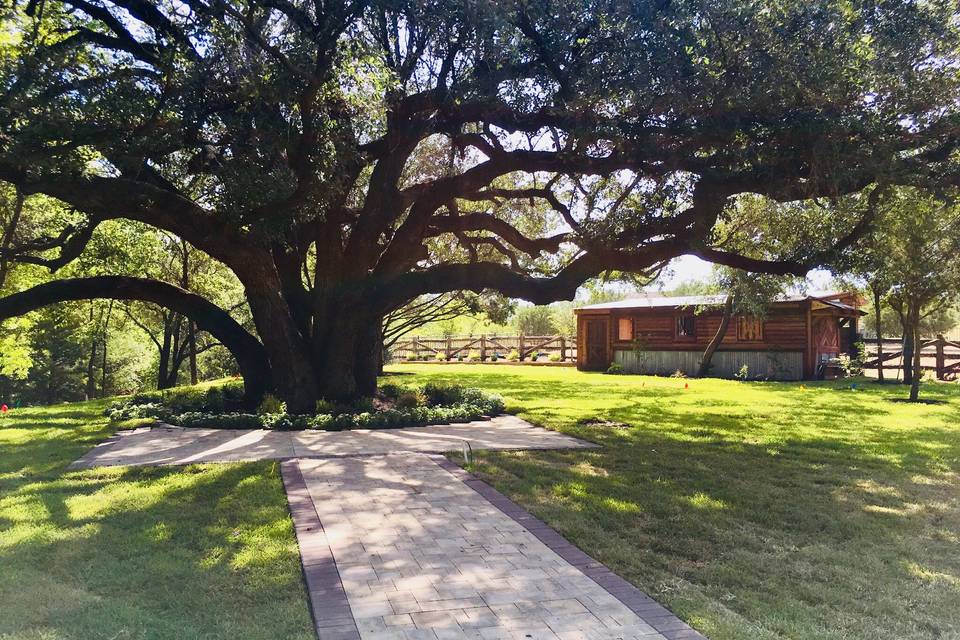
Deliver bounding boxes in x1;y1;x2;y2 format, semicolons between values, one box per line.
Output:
389;364;960;640
0;401;313;640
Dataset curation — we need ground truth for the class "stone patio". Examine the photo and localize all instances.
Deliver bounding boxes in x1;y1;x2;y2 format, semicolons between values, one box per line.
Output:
73;416;706;640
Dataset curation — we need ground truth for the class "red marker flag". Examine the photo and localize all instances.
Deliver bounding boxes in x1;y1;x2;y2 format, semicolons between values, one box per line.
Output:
1;404;8;413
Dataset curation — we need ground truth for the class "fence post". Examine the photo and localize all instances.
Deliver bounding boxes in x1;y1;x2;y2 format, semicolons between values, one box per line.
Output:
480;335;486;361
413;336;420;360
518;334;525;361
559;336;566;362
445;337;452;361
936;334;946;380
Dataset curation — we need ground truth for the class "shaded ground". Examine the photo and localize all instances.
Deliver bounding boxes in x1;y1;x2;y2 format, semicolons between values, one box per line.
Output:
0;401;313;640
389;364;960;640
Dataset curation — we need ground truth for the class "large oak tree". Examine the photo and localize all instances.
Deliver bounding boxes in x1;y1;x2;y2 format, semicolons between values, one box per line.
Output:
0;0;958;410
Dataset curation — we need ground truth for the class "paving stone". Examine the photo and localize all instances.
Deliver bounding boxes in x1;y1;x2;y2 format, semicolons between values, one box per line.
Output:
81;412;704;640
291;454;697;640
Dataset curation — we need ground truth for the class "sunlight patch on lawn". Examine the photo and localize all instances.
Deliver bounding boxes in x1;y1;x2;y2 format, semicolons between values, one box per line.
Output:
686;492;728;511
904;561;960;587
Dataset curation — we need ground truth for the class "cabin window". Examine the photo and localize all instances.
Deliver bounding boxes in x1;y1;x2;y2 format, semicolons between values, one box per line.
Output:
617;317;633;341
737;316;764;341
676;315;696;339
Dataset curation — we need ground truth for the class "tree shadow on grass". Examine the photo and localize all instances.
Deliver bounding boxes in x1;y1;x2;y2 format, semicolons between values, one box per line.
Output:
0;403;314;640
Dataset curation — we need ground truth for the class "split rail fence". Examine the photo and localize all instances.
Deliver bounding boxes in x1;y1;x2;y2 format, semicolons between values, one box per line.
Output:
862;335;960;381
390;334;577;363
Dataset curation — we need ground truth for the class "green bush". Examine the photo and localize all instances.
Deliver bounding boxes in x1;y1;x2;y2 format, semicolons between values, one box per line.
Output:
606;362;624;375
315;398;336;414
122;379;247;414
395;390;426;409
106;381;504;432
379;383;402;400
508;349;520;361
257;394;286;414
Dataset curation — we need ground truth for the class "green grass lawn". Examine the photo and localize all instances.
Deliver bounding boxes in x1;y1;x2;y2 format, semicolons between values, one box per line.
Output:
389;364;960;640
0;401;313;640
3;369;958;640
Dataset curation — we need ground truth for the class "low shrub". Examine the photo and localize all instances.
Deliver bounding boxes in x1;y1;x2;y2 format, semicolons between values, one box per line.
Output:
119;379;247;414
508;349;520;361
257;394;286;414
173;412;263;429
434;351;446;361
548;353;562;362
106;381;504;432
395;390;426;409
606;362;624;375
378;383;402;400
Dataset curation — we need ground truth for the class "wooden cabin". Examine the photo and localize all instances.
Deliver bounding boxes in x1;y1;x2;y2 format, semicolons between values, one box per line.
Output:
574;292;864;380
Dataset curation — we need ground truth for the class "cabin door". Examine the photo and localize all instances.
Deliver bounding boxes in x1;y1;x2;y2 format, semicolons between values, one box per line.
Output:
585;318;609;370
813;317;840;364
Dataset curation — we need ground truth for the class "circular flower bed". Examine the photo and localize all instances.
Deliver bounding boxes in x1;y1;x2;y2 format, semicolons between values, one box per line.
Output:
105;381;504;431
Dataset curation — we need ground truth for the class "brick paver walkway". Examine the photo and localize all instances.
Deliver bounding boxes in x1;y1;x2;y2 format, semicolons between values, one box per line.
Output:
74;417;706;640
284;453;705;640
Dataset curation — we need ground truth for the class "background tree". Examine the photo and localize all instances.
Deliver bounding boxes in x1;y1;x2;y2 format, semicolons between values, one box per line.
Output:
879;190;960;400
1;0;958;409
512;305;559;336
696;267;790;378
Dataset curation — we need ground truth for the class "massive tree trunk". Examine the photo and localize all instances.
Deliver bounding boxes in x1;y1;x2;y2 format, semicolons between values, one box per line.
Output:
242;265;319;412
698;295;734;378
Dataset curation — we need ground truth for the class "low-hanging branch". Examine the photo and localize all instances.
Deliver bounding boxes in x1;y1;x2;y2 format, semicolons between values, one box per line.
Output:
0;276;271;405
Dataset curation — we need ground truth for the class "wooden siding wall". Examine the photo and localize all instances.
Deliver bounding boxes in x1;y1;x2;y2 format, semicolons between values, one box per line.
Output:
608;305;808;352
614;349;804;380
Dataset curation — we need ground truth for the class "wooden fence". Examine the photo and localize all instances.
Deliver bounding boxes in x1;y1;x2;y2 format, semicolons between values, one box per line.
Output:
863;335;960;380
390;334;577;363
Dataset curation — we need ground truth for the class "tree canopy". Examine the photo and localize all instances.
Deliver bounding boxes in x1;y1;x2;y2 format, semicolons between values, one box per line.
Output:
1;0;958;408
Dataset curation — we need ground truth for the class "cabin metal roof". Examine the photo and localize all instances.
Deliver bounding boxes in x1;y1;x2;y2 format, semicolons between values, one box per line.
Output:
576;291;863;314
